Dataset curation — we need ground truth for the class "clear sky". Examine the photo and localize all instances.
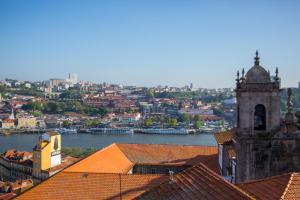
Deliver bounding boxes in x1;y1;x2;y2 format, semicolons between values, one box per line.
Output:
0;0;299;88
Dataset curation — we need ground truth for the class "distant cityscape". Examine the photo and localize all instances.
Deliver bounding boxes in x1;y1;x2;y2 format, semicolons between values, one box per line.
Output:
1;52;300;199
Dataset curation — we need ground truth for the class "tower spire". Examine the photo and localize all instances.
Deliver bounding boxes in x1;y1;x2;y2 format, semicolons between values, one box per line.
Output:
254;50;260;65
236;70;240;84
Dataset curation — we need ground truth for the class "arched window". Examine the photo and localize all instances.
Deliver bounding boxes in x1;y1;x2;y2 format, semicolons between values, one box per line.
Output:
254;104;266;130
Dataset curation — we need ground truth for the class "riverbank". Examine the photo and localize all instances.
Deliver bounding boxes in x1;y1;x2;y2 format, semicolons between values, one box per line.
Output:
0;127;218;136
0;133;217;152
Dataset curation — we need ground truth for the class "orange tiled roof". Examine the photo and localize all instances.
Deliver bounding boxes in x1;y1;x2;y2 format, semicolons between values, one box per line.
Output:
15;172;167;200
116;143;219;173
136;163;254;200
2;119;14;123
214;128;236;145
65;143;219;174
65;143;134;173
237;172;300;200
47;156;79;173
2;150;32;162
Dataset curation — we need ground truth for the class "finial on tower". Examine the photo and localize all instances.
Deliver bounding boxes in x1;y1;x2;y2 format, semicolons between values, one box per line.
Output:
275;67;279;77
285;88;294;125
236;70;240;85
287;88;293;113
241;68;245;82
254;50;260;65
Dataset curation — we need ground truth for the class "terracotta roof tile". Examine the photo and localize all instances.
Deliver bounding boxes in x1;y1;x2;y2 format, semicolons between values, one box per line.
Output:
16;172;167;200
65;143;219;174
116;143;219;174
136;163;254;200
65;143;134;173
214;128;236;145
237;173;300;200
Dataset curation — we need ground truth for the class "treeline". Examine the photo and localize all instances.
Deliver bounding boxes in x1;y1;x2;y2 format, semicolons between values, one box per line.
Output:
0;85;44;97
143;114;206;129
154;91;233;103
61;147;97;158
22;101;107;116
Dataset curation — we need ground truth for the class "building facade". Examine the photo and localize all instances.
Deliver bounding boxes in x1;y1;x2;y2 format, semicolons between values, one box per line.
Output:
215;52;300;183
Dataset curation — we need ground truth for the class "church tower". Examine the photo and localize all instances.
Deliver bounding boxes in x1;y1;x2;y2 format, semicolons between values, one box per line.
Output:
235;51;281;182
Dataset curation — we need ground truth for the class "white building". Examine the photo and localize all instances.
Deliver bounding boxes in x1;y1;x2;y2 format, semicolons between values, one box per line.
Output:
68;73;78;84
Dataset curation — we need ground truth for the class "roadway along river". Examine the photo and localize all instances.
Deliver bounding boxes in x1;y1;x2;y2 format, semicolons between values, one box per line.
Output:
0;133;216;152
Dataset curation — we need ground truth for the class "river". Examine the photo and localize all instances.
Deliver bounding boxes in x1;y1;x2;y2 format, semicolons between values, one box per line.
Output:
0;133;216;152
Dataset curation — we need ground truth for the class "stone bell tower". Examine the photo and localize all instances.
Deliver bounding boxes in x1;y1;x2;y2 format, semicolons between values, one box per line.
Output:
235;51;281;183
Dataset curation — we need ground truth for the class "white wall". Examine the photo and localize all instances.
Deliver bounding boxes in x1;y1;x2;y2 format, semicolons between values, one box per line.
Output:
51;154;61;167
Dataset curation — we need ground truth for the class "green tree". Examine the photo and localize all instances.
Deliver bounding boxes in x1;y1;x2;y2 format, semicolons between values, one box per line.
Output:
143;118;153;127
22;101;43;111
146;89;155;98
193;115;200;122
168;118;178;127
60;89;82;99
194;120;204;129
31;110;43;117
180;113;190;122
44;102;61;113
84;119;101;128
62;120;71;128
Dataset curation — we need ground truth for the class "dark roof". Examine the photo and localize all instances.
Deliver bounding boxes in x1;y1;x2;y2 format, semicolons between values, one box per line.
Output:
137;163;254;200
237;173;300;200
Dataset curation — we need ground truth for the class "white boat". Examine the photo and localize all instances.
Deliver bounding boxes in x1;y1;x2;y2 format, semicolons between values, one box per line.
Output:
141;128;188;135
55;128;77;134
89;128;133;134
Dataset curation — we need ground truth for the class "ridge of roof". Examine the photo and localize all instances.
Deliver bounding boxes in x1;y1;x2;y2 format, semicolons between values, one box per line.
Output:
61;171;166;177
237;172;294;186
196;163;255;200
237;172;300;200
64;143;134;173
136;163;255;200
281;173;300;200
115;142;216;148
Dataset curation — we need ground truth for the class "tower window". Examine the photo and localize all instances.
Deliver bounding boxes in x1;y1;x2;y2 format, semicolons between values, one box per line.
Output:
254;104;266;130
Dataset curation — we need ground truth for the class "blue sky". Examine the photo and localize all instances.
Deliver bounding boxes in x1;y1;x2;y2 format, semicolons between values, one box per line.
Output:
0;0;299;88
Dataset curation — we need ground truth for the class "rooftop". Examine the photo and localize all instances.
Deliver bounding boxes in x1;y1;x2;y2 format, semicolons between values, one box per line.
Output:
15;172;167;200
137;163;254;200
214;128;235;145
65;143;219;174
237;173;300;200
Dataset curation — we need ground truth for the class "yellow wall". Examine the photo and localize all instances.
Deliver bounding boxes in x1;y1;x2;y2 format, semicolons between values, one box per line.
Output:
40;141;51;170
33;133;61;174
17;117;36;129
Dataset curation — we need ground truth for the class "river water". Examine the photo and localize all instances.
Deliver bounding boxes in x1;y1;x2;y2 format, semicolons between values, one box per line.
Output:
0;133;216;152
